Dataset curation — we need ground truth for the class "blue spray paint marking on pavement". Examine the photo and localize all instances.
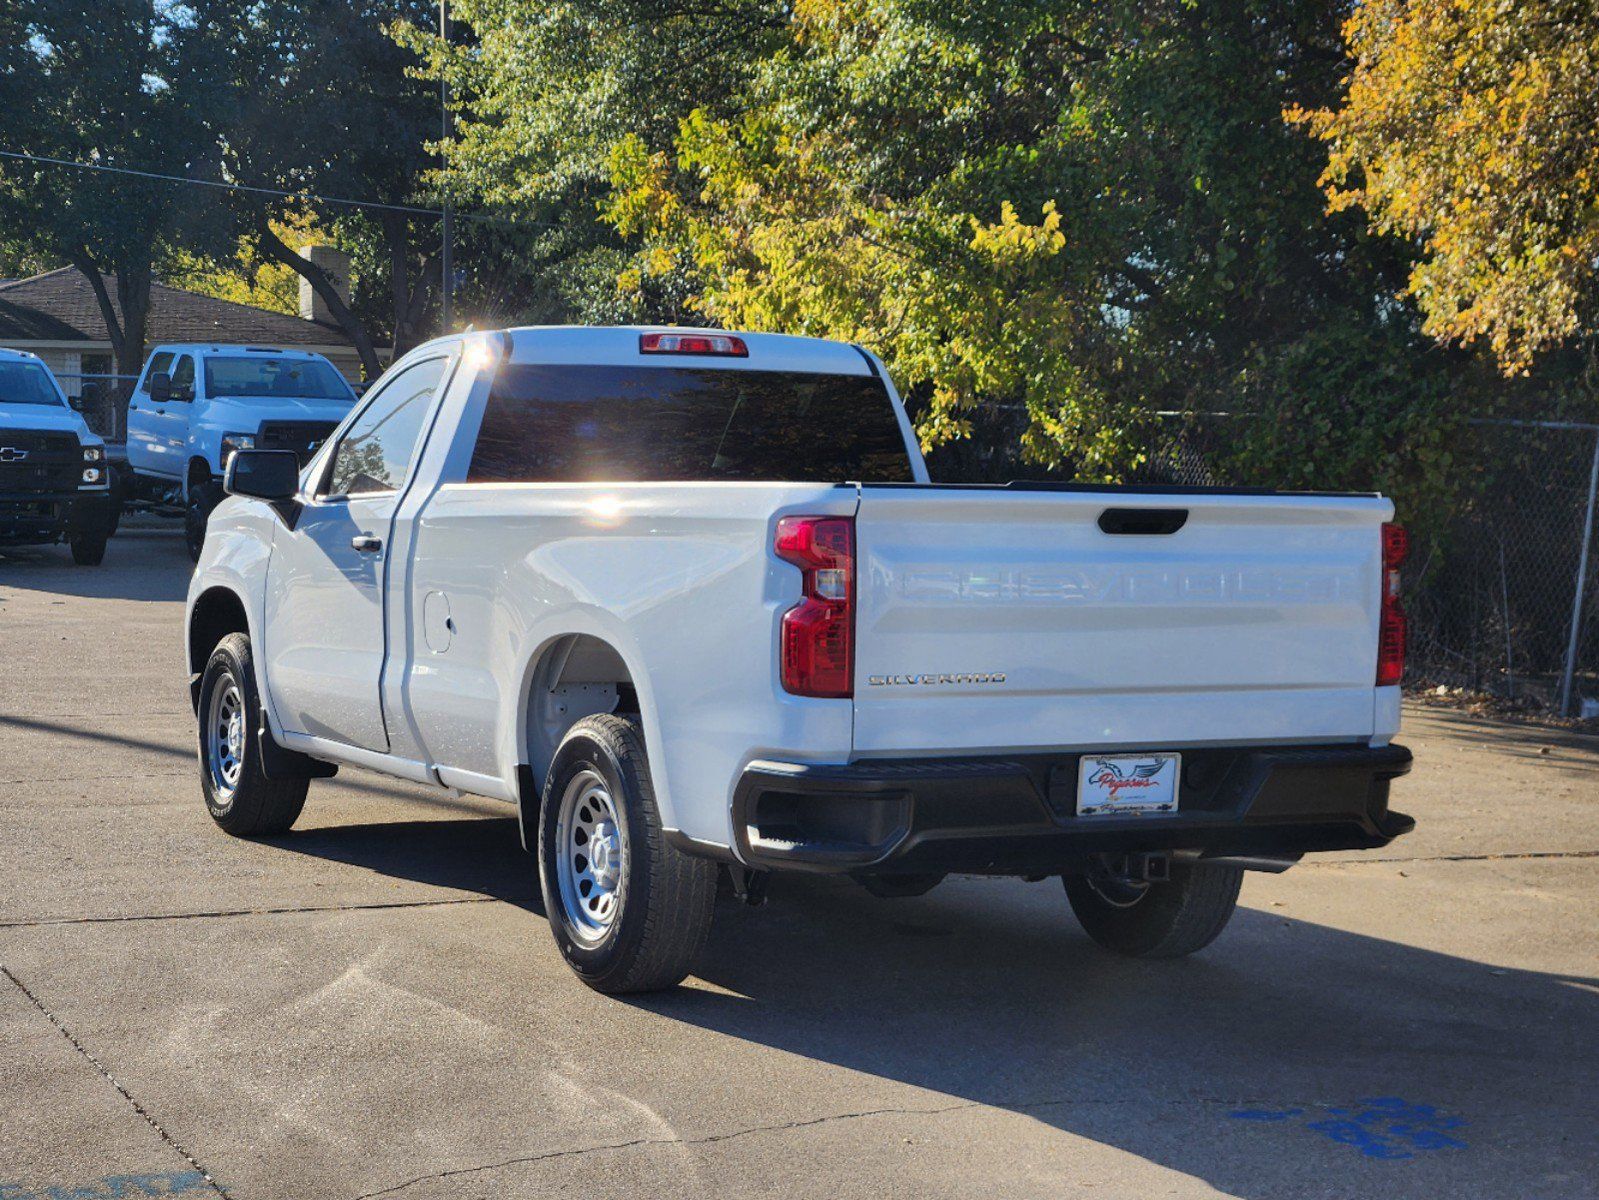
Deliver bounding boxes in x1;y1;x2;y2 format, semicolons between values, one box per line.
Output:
0;1171;208;1199
1228;1096;1468;1160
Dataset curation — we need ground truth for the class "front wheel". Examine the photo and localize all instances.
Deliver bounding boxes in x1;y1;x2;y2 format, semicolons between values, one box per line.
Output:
197;632;307;836
69;532;107;565
538;714;717;993
1064;858;1243;958
185;478;221;562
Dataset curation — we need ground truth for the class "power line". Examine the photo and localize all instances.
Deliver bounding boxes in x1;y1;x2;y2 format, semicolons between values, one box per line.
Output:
0;148;556;230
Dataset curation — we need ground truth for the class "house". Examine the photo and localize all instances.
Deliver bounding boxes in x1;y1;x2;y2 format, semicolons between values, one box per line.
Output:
0;255;374;400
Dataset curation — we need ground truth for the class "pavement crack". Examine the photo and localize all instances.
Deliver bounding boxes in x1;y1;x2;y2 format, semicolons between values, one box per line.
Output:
0;895;519;930
352;1102;981;1199
1;964;233;1200
0;771;192;785
351;1094;1269;1199
1306;849;1599;866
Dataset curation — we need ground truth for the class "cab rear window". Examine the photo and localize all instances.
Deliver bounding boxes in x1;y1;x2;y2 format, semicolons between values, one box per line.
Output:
467;364;914;484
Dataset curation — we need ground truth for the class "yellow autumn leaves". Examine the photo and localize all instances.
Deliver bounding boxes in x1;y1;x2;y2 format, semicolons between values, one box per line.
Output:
1290;0;1599;374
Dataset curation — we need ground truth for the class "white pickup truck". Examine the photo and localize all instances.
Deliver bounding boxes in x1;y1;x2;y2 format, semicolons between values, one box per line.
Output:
186;326;1413;993
125;343;359;560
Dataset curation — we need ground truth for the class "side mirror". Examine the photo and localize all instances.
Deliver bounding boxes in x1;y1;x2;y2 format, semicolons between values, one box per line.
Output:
68;396;86;412
224;449;301;502
148;371;171;403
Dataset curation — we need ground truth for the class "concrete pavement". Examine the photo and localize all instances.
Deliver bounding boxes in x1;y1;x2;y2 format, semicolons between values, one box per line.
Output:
2;528;1596;1199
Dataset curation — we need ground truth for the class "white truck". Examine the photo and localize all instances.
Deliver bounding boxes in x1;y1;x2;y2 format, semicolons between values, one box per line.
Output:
125;343;359;559
186;326;1414;993
0;347;115;563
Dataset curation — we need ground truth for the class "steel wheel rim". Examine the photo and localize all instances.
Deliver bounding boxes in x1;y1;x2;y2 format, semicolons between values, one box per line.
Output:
206;674;245;800
555;768;626;945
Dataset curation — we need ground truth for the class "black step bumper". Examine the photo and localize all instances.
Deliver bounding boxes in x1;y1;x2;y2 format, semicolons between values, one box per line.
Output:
731;743;1414;875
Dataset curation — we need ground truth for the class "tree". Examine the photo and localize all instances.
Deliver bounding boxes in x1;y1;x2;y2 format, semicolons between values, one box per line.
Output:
396;0;786;324
217;0;447;375
0;0;238;375
1289;1;1599;374
601;0;1480;501
164;212;333;317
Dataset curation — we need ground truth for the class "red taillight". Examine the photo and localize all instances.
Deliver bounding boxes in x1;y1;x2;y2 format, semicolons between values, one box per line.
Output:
1378;522;1408;686
639;331;748;357
775;516;854;698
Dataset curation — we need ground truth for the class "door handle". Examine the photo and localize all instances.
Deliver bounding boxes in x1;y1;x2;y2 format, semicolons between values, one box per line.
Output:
351;534;383;553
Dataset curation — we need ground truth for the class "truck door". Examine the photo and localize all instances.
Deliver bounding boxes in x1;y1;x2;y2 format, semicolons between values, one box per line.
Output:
262;355;450;752
125;351;174;477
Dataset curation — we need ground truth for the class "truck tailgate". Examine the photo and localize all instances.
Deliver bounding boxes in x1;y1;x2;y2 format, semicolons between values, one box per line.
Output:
852;486;1392;755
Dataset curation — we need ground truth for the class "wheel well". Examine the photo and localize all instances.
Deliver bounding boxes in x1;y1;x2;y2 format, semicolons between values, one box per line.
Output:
189;587;248;680
523;635;636;800
187;457;212;496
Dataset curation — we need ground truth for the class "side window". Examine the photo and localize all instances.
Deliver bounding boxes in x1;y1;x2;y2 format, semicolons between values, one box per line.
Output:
169;354;196;401
323;357;448;498
140;352;173;394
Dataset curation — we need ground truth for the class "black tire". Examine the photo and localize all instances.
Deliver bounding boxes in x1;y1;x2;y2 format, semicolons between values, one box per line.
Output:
69;533;107;565
185;478;221;562
538;714;717;993
1064;859;1243;958
106;465;125;535
196;632;307;836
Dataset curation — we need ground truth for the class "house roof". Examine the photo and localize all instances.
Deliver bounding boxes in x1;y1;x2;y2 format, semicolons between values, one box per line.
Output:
0;267;357;349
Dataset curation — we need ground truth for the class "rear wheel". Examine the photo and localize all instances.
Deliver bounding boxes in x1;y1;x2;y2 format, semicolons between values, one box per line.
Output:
197;632;307;836
1064;857;1242;958
538;714;716;993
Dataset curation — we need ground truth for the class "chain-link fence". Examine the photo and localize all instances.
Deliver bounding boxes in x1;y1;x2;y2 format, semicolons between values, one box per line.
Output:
1141;414;1599;717
52;373;138;442
29;348;1599;715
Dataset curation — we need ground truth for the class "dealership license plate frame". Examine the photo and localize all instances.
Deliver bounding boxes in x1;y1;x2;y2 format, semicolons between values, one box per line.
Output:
1076;752;1182;816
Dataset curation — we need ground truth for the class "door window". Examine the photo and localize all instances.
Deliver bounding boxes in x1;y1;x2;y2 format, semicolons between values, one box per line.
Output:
139;352;173;396
323;357;448;498
169;354;196;402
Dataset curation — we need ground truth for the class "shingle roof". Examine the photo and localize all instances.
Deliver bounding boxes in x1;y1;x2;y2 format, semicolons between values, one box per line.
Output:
0;267;357;348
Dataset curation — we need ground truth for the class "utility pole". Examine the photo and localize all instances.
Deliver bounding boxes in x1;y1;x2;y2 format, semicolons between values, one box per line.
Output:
1559;429;1599;715
439;0;454;333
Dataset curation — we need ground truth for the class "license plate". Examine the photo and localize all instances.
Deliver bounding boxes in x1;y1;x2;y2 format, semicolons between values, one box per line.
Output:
1076;753;1181;816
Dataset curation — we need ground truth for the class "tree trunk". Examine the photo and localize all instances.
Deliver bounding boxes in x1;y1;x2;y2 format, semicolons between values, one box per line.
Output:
113;264;152;379
401;252;438;352
383;213;417;356
255;221;384;379
68;249;127;370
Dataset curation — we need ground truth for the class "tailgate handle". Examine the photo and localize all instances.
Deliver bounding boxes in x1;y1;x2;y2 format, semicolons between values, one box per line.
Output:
1098;507;1188;536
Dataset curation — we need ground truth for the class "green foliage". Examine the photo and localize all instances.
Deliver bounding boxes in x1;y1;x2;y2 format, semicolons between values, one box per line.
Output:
395;0;787;328
583;0;1494;507
0;0;241;370
163;213;332;317
219;0;448;361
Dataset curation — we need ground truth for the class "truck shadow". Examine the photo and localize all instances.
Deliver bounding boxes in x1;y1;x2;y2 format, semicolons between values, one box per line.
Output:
272;813;1597;1196
0;532;190;602
646;872;1599;1195
271;816;542;911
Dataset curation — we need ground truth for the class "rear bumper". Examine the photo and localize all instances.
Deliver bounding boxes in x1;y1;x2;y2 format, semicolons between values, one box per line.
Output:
731;743;1413;875
0;490;112;545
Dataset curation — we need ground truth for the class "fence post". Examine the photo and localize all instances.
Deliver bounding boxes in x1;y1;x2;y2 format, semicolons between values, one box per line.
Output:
1558;429;1599;715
